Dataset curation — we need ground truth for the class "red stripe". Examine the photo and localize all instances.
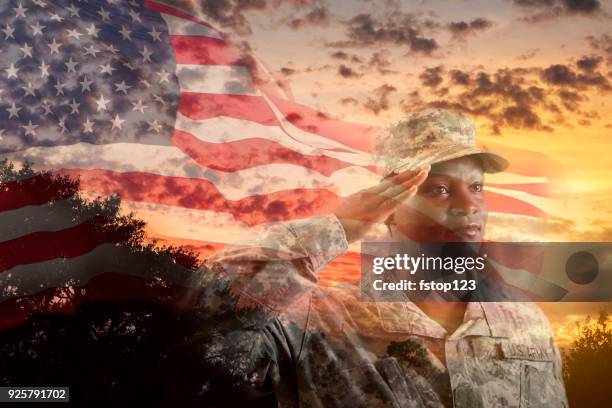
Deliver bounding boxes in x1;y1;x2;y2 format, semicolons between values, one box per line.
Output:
178;92;278;125
484;190;548;218
0;216;129;272
487;183;555;197
144;0;223;36
0;272;201;332
170;35;242;65
172;129;379;177
0;174;77;212
60;169;342;226
263;89;378;153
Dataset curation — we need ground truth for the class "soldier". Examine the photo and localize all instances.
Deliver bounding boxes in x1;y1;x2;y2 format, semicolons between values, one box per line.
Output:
197;109;568;407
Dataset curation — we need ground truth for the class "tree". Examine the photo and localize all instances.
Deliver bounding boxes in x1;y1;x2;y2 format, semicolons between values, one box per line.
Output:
0;160;254;405
563;310;612;407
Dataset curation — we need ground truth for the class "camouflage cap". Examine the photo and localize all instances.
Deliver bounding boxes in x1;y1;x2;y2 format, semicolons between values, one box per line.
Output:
374;108;508;176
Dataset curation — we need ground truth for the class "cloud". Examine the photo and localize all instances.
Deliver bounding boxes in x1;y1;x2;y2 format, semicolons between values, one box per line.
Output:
328;13;439;55
339;97;359;106
330;51;363;63
448;18;494;38
289;6;331;30
576;55;604;71
449;69;471;86
516;48;541;61
510;0;603;22
541;63;611;91
587;34;612;63
367;51;398;75
419;66;444;87
337;64;362;78
280;67;296;75
364;84;397;115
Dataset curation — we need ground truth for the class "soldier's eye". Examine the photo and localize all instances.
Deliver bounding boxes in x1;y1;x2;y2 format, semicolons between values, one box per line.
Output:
471;182;483;193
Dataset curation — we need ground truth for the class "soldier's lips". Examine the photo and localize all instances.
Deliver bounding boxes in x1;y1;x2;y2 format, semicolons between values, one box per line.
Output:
446;224;482;241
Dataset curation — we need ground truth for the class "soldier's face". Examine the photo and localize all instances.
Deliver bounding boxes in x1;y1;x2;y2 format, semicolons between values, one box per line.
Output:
390;156;488;242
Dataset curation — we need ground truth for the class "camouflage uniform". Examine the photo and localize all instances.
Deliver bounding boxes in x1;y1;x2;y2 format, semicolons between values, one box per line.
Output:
198;214;568;407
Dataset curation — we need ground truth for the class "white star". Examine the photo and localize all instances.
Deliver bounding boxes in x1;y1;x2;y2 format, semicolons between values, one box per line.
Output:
57;116;68;134
111;114;125;130
48;39;62;55
54;80;66;96
39;60;50;78
85;23;100;38
66;29;82;40
33;0;47;8
5;63;19;79
49;13;63;22
13;3;27;18
98;8;111;22
83;45;99;57
95;94;110;112
80;76;93;92
131;99;147;113
153;94;166;106
98;63;115;75
68;98;80;114
140;46;153;62
129;0;139;7
119;26;132;41
67;4;80;17
105;43;119;56
19;43;33;58
114;80;131;94
21;82;36;97
65;57;78;73
22;121;39;137
30;21;45;36
139;78;151;88
122;60;136;71
148;120;163;133
2;24;15;39
7;102;21;119
157;70;170;83
0;129;4;141
41;100;53;116
148;27;162;42
83;117;94;133
128;9;142;23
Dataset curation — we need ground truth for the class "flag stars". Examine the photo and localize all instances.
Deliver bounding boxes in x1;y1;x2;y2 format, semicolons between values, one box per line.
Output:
114;80;131;94
19;43;33;58
2;24;15;40
30;22;45;36
80;76;93;92
22;82;36;97
39;60;50;78
22;121;39;137
5;63;19;79
48;39;62;55
65;57;78;73
148;27;162;42
41;100;53;116
13;3;27;18
131;99;148;113
148;120;163;133
68;98;80;114
66;29;82;40
57;116;68;134
85;23;100;38
67;4;80;17
153;94;167;106
54;80;66;96
83;117;94;133
49;13;63;22
7;102;21;119
83;45;99;57
119;26;132;41
98;8;111;22
99;63;115;76
95;94;110;112
140;46;153;62
111;114;125;130
33;0;47;8
128;9;142;23
157;70;170;83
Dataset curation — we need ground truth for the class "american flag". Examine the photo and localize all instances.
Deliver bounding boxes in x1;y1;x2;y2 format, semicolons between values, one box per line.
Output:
0;0;563;328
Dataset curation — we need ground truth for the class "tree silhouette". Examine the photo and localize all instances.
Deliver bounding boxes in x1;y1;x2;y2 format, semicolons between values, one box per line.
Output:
563;310;612;407
0;160;273;406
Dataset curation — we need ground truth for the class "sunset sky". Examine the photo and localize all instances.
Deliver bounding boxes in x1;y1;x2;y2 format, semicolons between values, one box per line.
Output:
99;0;612;348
